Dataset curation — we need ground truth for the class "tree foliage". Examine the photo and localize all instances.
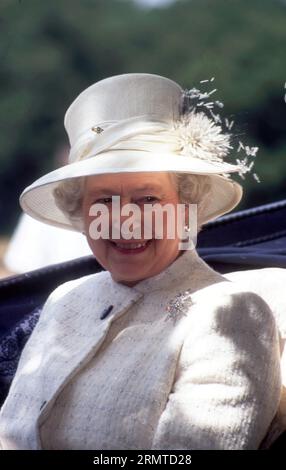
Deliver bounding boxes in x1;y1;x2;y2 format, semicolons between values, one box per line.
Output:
0;0;285;232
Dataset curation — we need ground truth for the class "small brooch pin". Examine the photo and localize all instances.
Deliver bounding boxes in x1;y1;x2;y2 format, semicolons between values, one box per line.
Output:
91;126;104;134
165;290;193;324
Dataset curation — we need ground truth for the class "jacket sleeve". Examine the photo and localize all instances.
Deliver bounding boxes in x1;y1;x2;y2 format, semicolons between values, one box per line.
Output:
0;278;80;450
151;289;282;450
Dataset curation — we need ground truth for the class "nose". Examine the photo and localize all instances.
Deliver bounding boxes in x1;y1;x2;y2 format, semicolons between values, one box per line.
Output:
110;196;143;240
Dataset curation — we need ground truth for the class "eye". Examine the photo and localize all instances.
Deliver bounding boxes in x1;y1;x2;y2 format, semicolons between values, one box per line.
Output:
94;197;112;204
139;196;160;204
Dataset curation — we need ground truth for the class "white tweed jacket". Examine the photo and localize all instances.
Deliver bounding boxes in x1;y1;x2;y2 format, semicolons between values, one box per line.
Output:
0;248;282;450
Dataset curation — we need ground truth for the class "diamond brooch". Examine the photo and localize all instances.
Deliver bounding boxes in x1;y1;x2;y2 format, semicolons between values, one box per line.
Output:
165;289;193;324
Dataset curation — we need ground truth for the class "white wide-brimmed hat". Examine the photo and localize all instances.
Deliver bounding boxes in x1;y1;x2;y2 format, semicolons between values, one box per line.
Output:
20;73;255;231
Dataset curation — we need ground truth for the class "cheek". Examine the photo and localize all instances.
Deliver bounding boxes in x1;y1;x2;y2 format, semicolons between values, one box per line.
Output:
83;204;111;238
86;235;104;256
83;210;107;256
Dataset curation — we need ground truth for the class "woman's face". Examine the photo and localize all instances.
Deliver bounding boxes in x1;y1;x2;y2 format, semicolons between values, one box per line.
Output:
82;171;187;286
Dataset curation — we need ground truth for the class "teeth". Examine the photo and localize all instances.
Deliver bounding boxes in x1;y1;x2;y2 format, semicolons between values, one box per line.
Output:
114;241;149;249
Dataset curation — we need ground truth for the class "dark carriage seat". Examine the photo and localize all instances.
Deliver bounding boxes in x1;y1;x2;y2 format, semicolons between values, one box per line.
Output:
1;198;286;448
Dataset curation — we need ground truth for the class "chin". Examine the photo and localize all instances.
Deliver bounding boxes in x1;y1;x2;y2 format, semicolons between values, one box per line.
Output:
111;265;149;284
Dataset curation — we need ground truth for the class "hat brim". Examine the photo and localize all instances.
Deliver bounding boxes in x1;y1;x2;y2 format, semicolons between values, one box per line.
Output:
20;150;243;232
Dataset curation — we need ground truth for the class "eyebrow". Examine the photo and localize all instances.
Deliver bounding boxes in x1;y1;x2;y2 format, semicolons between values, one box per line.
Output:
135;184;163;191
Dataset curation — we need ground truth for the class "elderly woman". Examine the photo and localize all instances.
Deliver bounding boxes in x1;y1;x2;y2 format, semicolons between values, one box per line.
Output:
0;73;282;450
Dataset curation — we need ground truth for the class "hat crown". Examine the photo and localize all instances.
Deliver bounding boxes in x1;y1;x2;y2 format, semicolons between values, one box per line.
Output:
64;73;183;147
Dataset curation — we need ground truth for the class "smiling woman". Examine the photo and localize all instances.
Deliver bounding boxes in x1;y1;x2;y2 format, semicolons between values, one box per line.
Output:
0;73;282;450
54;171;213;286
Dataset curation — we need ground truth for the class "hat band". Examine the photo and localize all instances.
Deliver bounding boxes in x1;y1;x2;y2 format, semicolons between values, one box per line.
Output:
68;113;234;167
68;114;171;162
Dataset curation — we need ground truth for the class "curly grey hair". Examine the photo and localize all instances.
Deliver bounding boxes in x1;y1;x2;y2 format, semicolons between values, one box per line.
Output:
53;173;213;234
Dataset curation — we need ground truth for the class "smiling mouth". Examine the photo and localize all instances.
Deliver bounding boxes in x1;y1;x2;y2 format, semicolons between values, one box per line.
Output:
109;239;153;252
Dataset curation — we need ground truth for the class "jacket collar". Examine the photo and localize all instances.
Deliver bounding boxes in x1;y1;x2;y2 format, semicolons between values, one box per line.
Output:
108;246;226;296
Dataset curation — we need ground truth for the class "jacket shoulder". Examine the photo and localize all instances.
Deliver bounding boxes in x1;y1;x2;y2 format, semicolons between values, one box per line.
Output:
191;280;277;335
37;269;108;324
47;269;107;302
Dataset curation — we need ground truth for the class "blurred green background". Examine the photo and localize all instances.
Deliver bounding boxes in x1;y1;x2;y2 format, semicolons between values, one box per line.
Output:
0;0;285;235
